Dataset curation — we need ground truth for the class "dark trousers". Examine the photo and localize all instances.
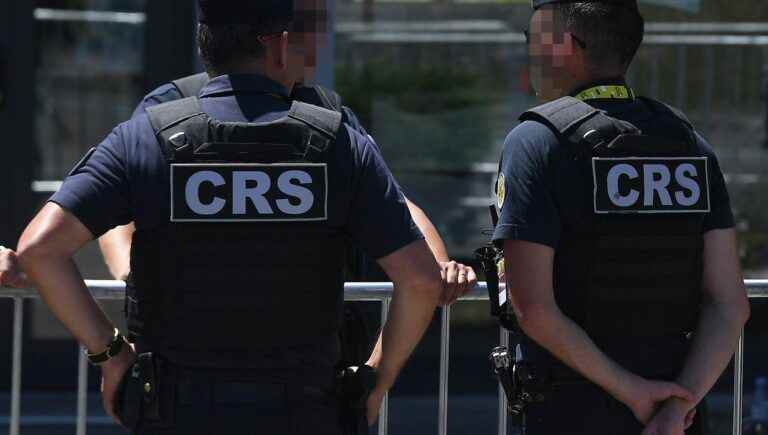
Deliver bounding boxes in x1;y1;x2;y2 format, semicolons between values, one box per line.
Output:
522;382;707;435
134;367;342;435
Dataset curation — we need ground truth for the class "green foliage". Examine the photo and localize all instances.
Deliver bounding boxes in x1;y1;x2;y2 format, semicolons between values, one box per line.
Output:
336;62;502;169
337;62;494;130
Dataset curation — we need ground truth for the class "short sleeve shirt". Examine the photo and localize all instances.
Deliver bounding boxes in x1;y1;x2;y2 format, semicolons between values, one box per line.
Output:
51;74;422;260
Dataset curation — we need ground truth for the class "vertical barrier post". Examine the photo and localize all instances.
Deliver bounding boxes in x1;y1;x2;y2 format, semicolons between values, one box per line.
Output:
77;347;89;435
675;45;687;109
498;327;509;435
703;46;714;137
379;297;390;435
650;47;660;98
10;297;23;435
733;332;745;435
438;306;451;435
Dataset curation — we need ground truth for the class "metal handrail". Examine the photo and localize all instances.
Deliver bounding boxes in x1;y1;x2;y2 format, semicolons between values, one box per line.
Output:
2;280;767;435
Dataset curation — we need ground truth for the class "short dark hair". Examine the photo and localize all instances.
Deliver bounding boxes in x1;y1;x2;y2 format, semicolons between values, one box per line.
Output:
551;3;644;73
198;18;291;73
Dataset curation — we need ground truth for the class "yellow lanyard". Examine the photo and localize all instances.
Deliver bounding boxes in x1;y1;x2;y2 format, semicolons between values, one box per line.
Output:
574;85;635;102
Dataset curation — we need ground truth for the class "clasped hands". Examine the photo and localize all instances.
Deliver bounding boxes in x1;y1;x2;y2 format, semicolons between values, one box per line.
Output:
620;374;698;435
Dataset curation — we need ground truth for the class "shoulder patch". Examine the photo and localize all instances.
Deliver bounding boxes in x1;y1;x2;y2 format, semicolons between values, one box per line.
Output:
496;173;506;210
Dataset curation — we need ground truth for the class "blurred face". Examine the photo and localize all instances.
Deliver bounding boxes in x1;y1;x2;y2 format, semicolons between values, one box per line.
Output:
287;0;328;85
527;8;587;102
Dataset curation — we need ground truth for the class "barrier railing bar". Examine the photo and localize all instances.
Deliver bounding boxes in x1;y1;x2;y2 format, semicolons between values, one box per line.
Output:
77;348;88;435
10;297;23;435
3;279;767;435
438;305;451;435
733;332;745;435
498;328;509;435
379;297;390;435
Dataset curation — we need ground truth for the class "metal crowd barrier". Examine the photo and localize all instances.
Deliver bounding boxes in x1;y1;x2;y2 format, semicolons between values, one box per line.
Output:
2;280;768;435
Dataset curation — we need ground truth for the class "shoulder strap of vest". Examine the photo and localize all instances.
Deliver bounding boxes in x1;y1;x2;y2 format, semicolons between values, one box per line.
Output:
171;73;209;99
520;96;641;148
636;96;694;130
520;96;602;135
291;85;343;113
288;101;343;162
313;85;343;112
145;97;206;158
288;101;343;140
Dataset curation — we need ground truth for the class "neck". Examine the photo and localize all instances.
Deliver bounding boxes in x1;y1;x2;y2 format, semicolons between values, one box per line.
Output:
208;60;294;90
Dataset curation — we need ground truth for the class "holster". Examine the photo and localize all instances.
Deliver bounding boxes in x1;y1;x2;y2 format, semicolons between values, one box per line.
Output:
336;365;376;435
115;353;175;432
490;346;550;417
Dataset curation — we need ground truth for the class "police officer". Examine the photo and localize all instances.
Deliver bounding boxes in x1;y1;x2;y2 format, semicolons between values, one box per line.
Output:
98;0;474;306
16;1;444;433
492;1;750;434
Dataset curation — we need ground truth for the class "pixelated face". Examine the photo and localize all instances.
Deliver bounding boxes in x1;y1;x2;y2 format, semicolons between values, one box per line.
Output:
527;8;580;101
287;0;328;84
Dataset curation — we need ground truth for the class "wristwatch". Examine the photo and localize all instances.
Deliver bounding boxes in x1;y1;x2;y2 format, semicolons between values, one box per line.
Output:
86;328;128;365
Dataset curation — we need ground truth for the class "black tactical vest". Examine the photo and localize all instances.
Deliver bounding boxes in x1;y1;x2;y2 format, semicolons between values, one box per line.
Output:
519;97;707;349
126;97;346;367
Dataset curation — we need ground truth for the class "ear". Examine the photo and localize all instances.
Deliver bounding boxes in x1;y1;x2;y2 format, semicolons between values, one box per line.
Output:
568;33;591;76
550;31;571;69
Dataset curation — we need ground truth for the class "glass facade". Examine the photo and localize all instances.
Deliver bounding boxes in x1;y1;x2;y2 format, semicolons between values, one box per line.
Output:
33;0;146;181
334;0;768;278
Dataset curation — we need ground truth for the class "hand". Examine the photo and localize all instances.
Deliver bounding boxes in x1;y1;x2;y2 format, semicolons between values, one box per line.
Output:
641;398;696;435
100;342;138;426
365;388;386;426
622;377;694;425
439;261;477;305
0;247;31;289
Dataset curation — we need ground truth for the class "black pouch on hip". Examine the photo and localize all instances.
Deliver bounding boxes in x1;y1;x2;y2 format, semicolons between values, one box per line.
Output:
115;358;144;431
115;353;176;431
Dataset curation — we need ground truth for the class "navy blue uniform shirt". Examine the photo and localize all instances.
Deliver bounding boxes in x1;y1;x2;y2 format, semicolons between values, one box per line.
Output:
491;86;734;377
52;74;422;260
132;78;370;137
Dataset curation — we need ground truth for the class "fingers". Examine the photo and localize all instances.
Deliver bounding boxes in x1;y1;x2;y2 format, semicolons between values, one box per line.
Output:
445;261;459;303
464;267;478;295
666;383;694;403
101;376;122;427
366;406;380;426
439;262;478;305
0;249;30;289
366;393;383;426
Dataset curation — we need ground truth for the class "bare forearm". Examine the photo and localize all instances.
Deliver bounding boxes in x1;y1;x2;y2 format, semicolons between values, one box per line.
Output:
98;223;134;281
367;285;438;390
677;302;747;404
19;252;115;352
676;229;751;406
406;199;449;262
522;307;637;403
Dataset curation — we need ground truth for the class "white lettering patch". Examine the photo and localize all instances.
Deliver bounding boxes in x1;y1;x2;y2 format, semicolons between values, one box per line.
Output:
593;157;710;214
170;163;328;222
